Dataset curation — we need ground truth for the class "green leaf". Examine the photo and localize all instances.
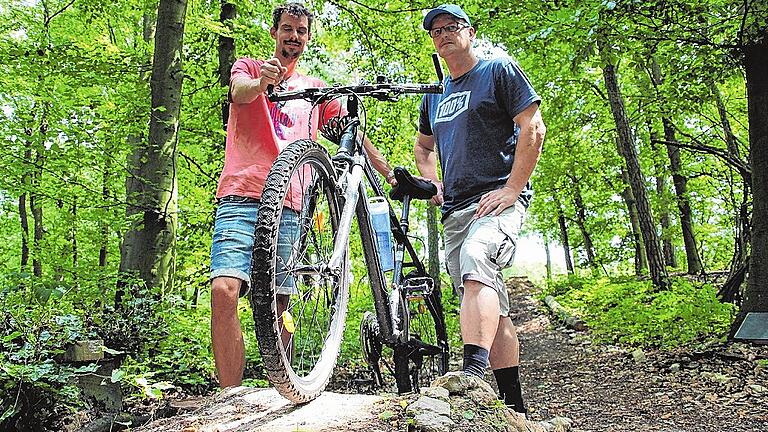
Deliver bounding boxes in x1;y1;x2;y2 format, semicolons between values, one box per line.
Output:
462;410;475;420
73;363;99;374
0;406;18;423
111;369;125;383
2;331;22;343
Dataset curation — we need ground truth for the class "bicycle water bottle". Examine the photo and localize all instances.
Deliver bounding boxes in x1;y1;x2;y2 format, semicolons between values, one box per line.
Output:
368;197;394;272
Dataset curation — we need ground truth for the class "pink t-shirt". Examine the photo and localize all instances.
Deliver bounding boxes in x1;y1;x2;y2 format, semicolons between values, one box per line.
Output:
216;58;341;210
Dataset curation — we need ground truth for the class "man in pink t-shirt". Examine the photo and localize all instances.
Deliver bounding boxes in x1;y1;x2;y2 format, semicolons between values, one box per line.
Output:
210;2;396;388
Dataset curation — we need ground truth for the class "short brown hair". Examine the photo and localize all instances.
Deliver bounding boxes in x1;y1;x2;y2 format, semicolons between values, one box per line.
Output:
272;3;314;30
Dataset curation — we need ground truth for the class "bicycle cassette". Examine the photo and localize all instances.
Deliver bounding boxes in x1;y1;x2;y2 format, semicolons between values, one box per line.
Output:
359;311;384;386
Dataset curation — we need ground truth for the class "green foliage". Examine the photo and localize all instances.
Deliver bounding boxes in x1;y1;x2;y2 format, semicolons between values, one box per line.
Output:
545;275;735;347
0;284;89;430
0;0;764;427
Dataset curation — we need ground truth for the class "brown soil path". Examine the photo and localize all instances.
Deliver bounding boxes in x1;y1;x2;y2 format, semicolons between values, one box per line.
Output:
507;277;768;432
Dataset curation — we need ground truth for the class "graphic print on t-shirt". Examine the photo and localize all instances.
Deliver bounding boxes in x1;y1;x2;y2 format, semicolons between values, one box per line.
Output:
435;91;471;124
270;100;296;140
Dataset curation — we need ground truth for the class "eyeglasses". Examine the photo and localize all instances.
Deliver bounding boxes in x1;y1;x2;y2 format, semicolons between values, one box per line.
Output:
429;23;469;38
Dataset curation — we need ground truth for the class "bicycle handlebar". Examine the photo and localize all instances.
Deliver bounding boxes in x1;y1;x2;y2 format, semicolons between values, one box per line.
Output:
267;53;445;103
268;82;443;103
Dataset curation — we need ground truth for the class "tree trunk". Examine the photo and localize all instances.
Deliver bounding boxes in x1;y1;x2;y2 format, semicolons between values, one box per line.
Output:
602;60;668;289
219;0;236;131
619;166;648;275
556;204;574;274
663;118;702;274
99;165;110;267
648;58;702;274
741;39;768;315
427;205;442;294
30;158;43;278
118;0;188;301
710;79;740;158
709;79;750;300
649;130;677;269
71;197;78;275
568;174;597;270
544;240;552;281
19;147;32;272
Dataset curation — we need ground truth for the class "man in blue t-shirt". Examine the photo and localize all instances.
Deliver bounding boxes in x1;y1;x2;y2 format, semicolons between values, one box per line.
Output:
415;4;546;414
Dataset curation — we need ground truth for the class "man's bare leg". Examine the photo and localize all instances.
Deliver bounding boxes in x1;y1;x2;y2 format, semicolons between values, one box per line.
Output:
276;293;293;362
489;316;519;368
460;279;500;376
211;276;245;388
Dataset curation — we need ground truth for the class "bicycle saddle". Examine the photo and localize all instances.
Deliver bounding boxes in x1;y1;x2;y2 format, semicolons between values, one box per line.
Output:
389;166;437;202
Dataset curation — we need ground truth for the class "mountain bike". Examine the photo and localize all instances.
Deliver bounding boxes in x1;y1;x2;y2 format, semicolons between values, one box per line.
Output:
249;55;449;403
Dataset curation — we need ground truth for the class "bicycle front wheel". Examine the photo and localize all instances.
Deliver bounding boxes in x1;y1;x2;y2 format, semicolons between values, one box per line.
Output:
251;139;349;403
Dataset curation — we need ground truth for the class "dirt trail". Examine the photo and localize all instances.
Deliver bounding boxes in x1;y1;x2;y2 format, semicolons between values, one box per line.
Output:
129;277;768;432
507;277;768;432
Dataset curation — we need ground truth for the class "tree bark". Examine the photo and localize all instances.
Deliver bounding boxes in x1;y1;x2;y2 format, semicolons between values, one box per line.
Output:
556;204;574;274
219;0;236;131
118;0;188;301
427;205;442;294
544;240;552;281
619;166;648;275
742;38;768;314
602;60;668;289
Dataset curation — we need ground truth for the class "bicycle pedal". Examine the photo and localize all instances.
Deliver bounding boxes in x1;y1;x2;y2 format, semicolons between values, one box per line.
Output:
403;277;433;297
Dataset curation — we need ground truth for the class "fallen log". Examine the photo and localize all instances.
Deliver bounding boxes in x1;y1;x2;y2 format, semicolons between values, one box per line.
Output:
543;295;587;331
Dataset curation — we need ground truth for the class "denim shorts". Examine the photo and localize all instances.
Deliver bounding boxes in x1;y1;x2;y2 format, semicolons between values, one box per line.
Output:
210;196;299;296
443;201;526;316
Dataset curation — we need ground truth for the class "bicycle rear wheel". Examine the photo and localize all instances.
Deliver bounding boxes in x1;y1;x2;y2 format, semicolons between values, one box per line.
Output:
251;139;349;403
394;276;449;393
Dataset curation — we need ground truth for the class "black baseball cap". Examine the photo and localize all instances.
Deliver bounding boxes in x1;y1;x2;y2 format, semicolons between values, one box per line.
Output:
422;4;472;30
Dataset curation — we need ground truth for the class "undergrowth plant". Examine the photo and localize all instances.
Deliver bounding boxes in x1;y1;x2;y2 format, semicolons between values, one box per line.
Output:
544;275;735;347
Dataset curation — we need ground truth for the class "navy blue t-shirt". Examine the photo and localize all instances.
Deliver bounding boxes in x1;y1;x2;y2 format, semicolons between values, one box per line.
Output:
419;57;541;218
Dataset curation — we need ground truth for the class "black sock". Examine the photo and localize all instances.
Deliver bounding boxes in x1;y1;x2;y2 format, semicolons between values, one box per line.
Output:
493;366;526;414
462;344;489;378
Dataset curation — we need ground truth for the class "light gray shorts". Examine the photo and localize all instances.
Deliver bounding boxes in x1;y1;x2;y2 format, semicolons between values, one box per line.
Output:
443;201;526;316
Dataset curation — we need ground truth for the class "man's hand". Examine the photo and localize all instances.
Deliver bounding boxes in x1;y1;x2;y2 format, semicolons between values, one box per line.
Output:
259;58;287;93
475;185;518;218
429;179;444;207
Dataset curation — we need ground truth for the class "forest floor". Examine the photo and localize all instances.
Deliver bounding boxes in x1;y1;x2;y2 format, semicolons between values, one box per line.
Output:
118;277;768;432
505;277;768;432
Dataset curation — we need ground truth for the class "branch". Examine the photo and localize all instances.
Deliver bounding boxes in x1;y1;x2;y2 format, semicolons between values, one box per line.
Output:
44;0;76;26
651;138;751;183
347;0;423;14
179;151;217;183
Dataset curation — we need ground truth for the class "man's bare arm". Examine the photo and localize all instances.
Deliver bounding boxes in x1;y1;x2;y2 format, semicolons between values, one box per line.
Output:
230;58;287;104
415;132;443;206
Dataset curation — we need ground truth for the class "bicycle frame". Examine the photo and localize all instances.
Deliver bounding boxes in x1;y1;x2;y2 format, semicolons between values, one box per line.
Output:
321;100;432;346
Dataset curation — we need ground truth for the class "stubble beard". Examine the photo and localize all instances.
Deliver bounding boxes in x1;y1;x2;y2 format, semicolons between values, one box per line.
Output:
281;47;301;59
